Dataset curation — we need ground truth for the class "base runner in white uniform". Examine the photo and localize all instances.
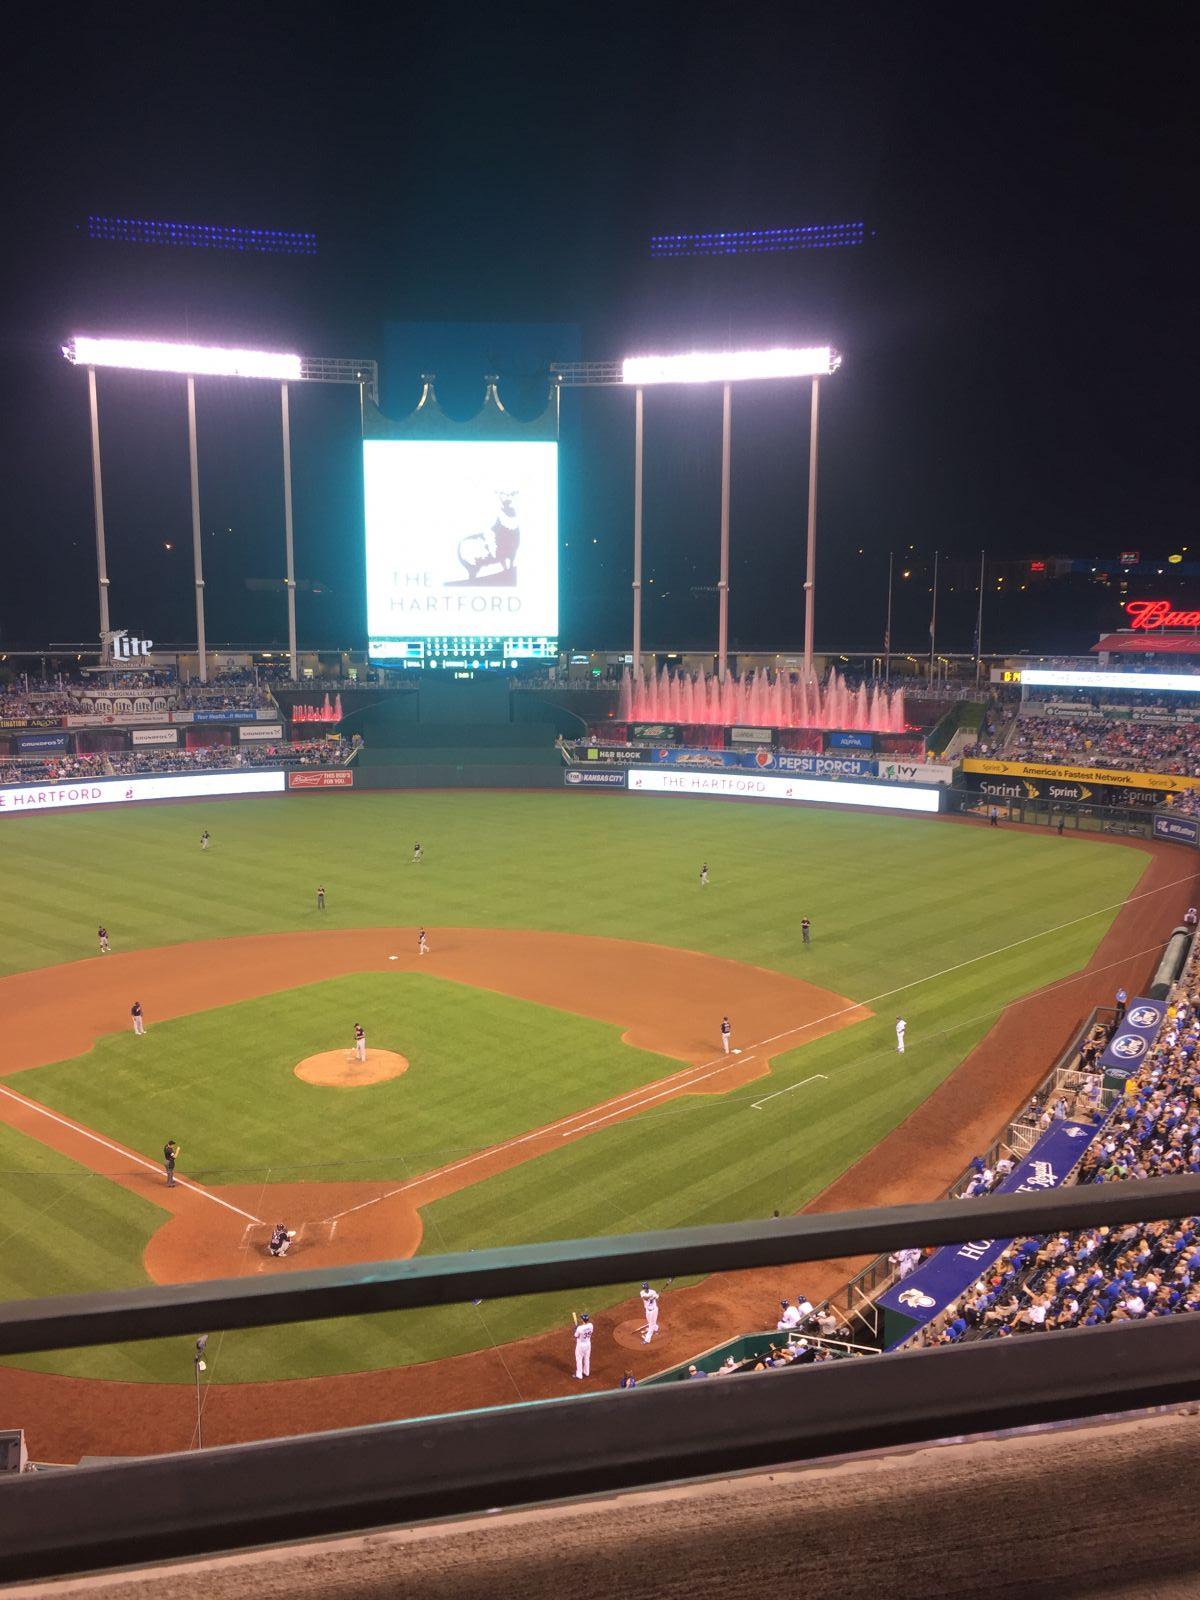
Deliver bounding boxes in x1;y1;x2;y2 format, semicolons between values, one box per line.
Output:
896;1017;907;1054
573;1312;592;1378
640;1283;660;1343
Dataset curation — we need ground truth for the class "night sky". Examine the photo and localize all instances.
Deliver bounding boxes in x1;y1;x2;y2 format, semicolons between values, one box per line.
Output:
0;6;1194;658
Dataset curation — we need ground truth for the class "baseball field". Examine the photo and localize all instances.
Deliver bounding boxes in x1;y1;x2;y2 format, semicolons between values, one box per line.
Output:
0;788;1187;1455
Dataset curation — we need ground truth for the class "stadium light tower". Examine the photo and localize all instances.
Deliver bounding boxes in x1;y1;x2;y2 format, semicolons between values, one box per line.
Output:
618;345;840;680
62;336;378;681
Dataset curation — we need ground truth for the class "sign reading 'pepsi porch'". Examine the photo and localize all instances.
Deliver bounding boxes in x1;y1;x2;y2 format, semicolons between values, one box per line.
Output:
1098;996;1165;1077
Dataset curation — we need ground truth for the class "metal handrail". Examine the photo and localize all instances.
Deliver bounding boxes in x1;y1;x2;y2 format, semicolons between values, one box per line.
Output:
3;1312;1199;1580
3;1177;1200;1357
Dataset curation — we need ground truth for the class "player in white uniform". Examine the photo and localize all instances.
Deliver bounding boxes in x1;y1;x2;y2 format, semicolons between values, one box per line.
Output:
412;842;423;865
201;830;210;851
573;1312;592;1378
418;927;429;956
776;1299;801;1331
354;1022;366;1062
721;1015;732;1054
640;1282;660;1344
896;1017;907;1054
700;862;709;887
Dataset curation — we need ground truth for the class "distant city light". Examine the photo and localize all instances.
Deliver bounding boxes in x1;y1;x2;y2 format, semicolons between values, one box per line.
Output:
622;346;839;386
64;337;302;380
650;222;865;258
86;215;317;256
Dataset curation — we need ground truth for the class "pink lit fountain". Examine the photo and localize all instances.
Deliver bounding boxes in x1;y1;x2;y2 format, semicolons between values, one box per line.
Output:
617;666;905;733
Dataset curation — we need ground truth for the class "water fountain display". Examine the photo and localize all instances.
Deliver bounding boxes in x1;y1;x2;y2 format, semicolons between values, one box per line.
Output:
617;666;905;733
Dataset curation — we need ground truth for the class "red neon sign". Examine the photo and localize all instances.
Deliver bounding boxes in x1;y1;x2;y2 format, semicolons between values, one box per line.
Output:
1125;599;1200;631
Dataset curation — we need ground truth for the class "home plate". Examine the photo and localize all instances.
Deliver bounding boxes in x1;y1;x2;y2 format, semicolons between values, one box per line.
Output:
734;1048;743;1054
388;955;399;961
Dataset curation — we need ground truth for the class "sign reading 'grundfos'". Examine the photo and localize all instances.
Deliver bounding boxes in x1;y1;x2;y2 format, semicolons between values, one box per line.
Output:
0;771;285;814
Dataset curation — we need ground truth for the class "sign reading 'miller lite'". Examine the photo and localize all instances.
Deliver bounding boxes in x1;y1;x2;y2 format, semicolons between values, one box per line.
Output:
875;1119;1101;1349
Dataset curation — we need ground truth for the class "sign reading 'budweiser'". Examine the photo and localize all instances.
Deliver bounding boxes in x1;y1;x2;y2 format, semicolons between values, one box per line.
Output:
1125;599;1200;631
288;769;354;789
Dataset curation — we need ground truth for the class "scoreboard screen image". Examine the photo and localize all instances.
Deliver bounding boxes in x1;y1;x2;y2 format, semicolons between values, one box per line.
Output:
363;439;559;668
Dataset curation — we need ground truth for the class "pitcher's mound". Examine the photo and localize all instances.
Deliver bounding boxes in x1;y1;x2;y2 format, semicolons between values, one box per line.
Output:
294;1049;409;1087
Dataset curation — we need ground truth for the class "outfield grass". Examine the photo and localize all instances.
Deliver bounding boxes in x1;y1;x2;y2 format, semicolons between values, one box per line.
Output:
0;791;1148;989
0;792;1152;1382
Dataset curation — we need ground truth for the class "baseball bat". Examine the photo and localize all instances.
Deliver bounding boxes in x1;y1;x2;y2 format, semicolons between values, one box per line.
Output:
571;1311;579;1327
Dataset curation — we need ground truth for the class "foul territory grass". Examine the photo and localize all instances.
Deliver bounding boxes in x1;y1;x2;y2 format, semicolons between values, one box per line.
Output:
0;792;1153;1381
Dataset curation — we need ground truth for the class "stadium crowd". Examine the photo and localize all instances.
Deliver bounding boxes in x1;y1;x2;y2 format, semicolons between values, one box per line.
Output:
0;670;272;719
0;754;108;784
927;939;1200;1347
102;741;348;773
1007;714;1200;775
0;741;348;785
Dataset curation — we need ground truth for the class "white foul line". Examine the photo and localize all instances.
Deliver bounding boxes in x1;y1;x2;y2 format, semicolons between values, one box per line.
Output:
750;1073;828;1111
322;1060;710;1222
562;1055;760;1137
0;1084;263;1224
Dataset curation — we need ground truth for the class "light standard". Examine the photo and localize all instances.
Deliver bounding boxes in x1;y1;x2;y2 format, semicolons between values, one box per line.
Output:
61;337;378;682
620;346;841;681
193;1334;209;1449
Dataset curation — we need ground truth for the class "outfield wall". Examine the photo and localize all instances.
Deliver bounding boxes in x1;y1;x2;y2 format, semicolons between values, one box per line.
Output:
0;770;286;815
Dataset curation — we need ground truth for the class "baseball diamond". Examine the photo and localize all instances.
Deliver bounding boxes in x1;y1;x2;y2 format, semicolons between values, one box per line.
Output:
0;787;1187;1460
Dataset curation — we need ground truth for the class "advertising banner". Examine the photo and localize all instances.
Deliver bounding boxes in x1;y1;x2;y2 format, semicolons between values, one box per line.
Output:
364;438;559;661
961;770;1110;804
130;728;179;747
1020;668;1200;694
630;723;681;744
646;749;879;778
648;749;743;769
65;710;179;728
627;767;941;813
1098;997;1165;1076
875;1120;1101;1347
1154;812;1200;846
0;716;63;730
1034;701;1095;715
564;769;626;787
0;770;285;815
237;723;285;741
877;760;955;786
825;730;875;751
288;769;354;789
962;757;1199;795
581;745;644;765
193;709;250;724
729;726;776;746
14;731;69;752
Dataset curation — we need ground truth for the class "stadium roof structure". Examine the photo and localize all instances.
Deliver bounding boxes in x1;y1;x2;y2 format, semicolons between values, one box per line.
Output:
1093;633;1200;654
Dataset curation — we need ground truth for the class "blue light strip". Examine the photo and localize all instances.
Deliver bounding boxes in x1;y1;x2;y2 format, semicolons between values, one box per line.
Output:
649;222;865;258
86;216;317;256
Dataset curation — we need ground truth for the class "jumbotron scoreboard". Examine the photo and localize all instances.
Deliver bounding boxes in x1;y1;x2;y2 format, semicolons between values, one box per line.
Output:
363;439;559;669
